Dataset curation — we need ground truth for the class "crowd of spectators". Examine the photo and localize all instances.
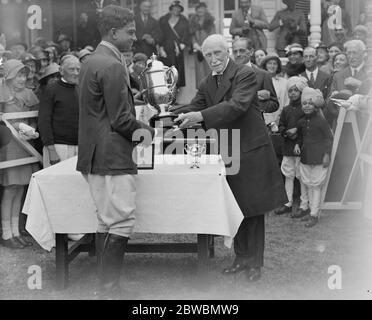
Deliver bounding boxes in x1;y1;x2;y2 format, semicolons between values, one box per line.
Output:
0;0;371;247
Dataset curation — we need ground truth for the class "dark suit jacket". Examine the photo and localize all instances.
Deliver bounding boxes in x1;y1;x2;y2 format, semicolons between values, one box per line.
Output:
251;64;279;114
77;44;154;175
325;65;371;127
133;14;162;58
301;69;331;99
175;60;287;217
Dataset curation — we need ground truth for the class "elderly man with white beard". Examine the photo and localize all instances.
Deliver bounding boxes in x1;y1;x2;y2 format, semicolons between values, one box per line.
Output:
174;34;287;282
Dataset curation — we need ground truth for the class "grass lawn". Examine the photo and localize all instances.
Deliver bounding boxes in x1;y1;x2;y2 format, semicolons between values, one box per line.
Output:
1;210;372;300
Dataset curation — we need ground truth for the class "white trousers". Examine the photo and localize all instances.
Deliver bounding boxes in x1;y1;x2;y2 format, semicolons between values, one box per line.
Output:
281;156;308;208
83;174;137;238
43;144;78;168
299;163;328;217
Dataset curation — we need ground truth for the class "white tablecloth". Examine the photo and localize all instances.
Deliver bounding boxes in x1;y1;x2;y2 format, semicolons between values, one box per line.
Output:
23;155;244;251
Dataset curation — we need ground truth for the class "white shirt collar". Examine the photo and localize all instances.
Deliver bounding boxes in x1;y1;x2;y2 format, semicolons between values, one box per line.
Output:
212;58;230;76
245;61;253;68
306;67;318;80
100;40;122;62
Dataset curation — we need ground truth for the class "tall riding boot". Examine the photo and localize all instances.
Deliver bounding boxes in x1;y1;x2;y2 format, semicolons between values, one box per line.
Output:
95;232;108;277
100;233;128;294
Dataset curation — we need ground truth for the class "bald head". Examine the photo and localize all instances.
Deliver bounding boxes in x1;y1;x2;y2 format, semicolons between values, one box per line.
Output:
202;34;230;74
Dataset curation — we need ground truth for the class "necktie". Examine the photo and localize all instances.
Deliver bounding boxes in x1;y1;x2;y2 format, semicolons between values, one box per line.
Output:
309;72;315;87
352;68;356;77
214;74;222;88
143;15;148;25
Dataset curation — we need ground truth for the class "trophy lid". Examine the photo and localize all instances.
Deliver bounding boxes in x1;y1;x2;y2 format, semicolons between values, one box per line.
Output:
147;53;164;71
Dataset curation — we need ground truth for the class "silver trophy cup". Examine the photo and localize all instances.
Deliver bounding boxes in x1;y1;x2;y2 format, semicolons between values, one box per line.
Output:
139;54;178;128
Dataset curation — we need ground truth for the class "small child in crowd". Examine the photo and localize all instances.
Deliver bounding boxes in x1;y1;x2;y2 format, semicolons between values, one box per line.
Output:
275;76;310;217
0;59;39;249
294;87;333;227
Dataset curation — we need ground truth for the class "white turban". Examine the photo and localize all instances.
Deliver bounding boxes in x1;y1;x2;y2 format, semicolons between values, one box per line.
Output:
301;87;324;108
287;76;308;92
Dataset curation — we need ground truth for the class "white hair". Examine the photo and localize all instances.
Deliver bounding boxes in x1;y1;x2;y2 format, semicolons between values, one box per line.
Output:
344;39;366;52
202;34;229;54
60;54;80;67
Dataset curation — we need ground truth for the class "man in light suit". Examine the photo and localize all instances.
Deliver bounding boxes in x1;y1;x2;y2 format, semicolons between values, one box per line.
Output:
133;0;162;58
174;34;287;282
77;5;155;296
229;0;269;50
232;37;279;114
325;39;371;128
301;46;331;99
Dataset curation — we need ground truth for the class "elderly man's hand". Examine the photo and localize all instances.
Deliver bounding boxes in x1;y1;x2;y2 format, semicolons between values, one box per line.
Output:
174;112;203;129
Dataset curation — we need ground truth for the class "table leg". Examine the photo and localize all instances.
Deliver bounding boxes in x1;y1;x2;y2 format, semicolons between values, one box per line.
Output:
208;236;215;258
197;234;209;272
55;233;69;290
88;233;96;257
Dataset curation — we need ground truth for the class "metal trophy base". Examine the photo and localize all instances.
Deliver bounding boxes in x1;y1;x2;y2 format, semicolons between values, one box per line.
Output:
150;112;178;129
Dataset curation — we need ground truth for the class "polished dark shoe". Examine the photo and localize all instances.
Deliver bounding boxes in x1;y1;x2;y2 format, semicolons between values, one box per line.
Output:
100;234;128;293
305;216;318;228
290;208;310;218
222;262;248;275
15;236;33;246
246;267;261;282
1;237;25;249
274;205;292;215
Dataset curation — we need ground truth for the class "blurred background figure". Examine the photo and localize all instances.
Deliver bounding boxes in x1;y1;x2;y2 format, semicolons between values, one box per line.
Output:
130;52;147;96
0;59;39;249
21;53;38;91
133;0;162;59
9;41;27;60
261;54;289;126
229;0;269;50
321;0;351;46
284;43;305;77
159;1;191;88
57;34;72;56
316;43;331;74
189;2;215;88
38;55;80;168
253;48;267;67
78;49;91;64
269;0;307;57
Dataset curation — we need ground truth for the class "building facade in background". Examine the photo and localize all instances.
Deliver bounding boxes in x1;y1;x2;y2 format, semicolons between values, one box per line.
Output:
0;0;367;102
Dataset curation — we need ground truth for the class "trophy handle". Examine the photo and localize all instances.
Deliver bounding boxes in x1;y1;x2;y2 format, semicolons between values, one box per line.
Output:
165;66;178;92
